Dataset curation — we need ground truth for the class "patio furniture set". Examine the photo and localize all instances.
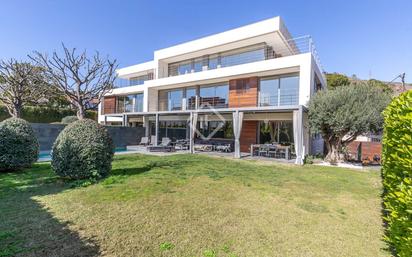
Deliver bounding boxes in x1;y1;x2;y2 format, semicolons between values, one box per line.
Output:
250;144;291;160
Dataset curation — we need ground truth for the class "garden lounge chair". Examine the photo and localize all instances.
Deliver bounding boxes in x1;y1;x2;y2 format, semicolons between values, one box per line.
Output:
139;136;149;145
147;137;175;152
150;135;157;145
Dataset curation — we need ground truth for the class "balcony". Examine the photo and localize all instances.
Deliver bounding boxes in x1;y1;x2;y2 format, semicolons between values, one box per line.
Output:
114;73;154;88
166;35;322;77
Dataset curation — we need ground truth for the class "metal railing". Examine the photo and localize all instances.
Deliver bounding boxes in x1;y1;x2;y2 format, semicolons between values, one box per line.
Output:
114;77;152;88
167;35;324;77
156;94;298;112
102;104;143;114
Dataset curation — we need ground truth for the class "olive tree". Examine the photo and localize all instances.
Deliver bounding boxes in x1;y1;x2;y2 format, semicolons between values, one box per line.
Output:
308;83;391;162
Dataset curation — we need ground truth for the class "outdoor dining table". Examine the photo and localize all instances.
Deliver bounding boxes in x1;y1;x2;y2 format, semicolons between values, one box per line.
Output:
250;144;291;160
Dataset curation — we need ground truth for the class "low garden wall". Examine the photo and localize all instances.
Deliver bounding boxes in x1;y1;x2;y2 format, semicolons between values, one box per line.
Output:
31;123;145;151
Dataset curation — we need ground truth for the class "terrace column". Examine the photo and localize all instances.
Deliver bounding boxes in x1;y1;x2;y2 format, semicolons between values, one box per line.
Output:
189;112;198;154
143;116;150;137
233;111;244;159
293;107;304;165
122;114;127;127
154;113;159;146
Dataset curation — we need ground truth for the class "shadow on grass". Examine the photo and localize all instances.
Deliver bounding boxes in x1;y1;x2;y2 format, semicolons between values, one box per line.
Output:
0;163;100;257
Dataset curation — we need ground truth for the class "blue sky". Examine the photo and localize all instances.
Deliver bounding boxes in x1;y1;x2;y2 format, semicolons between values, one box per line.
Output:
1;0;411;82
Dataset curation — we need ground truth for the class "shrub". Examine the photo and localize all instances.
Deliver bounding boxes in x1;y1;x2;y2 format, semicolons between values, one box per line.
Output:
0;118;39;171
61;116;78;124
52;119;114;180
0;105;96;123
382;90;412;256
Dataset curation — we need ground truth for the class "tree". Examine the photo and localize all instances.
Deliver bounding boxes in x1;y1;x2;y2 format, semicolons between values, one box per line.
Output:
325;73;350;89
0;59;46;118
308;83;391;162
30;44;117;119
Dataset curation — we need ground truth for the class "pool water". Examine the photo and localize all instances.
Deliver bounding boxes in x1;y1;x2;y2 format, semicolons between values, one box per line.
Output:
38;147;128;160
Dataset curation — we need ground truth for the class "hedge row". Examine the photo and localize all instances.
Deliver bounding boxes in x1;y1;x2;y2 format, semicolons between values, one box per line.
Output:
382;90;412;257
0;105;96;123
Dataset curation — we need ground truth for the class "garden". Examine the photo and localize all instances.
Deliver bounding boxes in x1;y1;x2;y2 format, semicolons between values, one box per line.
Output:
0;47;410;256
0;153;389;257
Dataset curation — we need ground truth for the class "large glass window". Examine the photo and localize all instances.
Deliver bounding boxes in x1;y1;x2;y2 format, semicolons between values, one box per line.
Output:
186;87;197;110
135;94;144;112
178;62;192;75
279;76;299;105
124;95;134;112
168;90;183;111
199;84;228;108
198;121;233;139
158;89;183;111
259;75;299;107
259;121;293;145
118;93;144;113
168;44;268;77
130;74;152;86
158;121;187;141
259;78;279;106
221;48;265;68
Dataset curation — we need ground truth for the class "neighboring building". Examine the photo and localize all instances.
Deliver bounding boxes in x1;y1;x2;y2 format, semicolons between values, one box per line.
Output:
98;16;326;164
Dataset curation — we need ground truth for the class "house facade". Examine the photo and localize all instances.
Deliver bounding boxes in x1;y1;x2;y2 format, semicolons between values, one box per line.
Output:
98;16;326;164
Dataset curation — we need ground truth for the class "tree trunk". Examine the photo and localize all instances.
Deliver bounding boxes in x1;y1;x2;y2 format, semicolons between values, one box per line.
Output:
10;102;22;118
324;138;344;163
76;102;85;120
76;108;85;120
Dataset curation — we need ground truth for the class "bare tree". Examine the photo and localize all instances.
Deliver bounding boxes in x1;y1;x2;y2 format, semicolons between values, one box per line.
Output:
0;59;46;118
30;44;117;119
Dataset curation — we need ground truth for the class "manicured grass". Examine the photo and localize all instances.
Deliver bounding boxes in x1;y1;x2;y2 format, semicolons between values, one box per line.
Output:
0;154;389;257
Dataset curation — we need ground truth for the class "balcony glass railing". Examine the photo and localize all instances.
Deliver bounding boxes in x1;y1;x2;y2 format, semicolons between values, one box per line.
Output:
167;35;323;77
114;73;153;88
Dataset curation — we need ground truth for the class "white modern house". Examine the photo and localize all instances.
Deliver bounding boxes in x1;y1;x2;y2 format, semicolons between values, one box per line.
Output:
98;16;326;164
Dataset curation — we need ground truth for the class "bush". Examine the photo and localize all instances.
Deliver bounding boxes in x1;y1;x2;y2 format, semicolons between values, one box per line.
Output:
0;118;39;171
0;105;97;123
382;90;412;256
52;119;114;180
61;116;78;124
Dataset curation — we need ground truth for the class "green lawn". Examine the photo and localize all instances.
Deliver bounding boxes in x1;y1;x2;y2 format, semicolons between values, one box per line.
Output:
0;154;389;257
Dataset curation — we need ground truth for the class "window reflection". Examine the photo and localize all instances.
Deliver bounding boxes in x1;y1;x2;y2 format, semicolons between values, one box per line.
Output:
259;75;299;106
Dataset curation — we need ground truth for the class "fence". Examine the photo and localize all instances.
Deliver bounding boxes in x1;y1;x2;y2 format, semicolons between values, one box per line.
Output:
31;123;145;151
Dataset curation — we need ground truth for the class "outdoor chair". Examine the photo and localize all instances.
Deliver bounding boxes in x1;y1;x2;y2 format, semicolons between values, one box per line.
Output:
258;145;270;157
139;136;149;146
267;145;278;158
150;136;157;145
160;137;171;146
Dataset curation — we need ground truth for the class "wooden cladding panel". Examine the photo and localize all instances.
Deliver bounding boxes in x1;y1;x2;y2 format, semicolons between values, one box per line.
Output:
103;96;116;114
229;77;258;108
240;120;258;152
346;141;382;162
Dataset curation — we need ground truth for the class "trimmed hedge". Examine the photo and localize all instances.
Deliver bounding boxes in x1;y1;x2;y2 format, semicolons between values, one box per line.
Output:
61;116;78;124
382;90;412;256
0;105;96;123
0;118;39;171
52;119;114;180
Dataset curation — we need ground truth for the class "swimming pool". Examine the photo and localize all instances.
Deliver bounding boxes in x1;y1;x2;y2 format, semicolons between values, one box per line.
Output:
38;147;129;161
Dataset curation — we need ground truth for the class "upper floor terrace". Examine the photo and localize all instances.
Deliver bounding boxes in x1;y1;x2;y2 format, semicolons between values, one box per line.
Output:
113;16;324;88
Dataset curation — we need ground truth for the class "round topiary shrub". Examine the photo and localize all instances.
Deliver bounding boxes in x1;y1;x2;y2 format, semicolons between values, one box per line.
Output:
61;115;78;124
382;90;412;257
52;119;114;180
0;118;39;171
